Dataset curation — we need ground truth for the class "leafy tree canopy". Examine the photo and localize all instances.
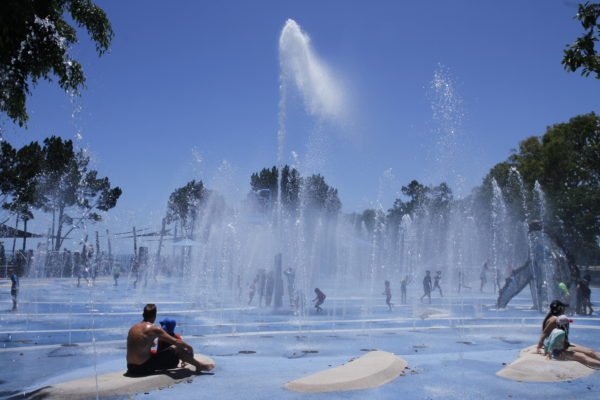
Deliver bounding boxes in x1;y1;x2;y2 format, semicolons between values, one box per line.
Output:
0;136;122;250
486;113;600;263
166;180;206;236
249;166;340;215
0;0;113;126
563;2;600;78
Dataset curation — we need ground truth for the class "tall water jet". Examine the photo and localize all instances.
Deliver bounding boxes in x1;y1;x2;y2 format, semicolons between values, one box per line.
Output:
429;64;464;195
490;178;508;292
496;177;575;311
277;18;346;203
276;19;347;310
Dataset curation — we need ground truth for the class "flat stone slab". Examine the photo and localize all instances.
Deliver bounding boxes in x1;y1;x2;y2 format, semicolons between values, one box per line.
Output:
24;355;214;400
284;350;407;393
497;345;595;382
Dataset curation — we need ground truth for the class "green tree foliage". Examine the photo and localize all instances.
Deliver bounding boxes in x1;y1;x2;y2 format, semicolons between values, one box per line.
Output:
0;136;121;250
281;165;301;210
249;165;302;212
36;137;121;250
0;140;43;225
0;141;17;207
303;174;341;215
165;180;207;238
0;0;113;126
399;180;430;216
486;113;600;262
387;180;454;222
250;166;278;202
248;166;341;219
361;209;377;234
563;2;600;79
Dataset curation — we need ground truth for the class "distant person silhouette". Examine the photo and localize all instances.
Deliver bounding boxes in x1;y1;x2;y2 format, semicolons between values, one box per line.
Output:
248;276;257;305
400;276;408;304
10;272;19;310
112;262;121;286
421;271;432;304
383;280;393;311
313;288;326;313
480;261;489;292
433;271;443;297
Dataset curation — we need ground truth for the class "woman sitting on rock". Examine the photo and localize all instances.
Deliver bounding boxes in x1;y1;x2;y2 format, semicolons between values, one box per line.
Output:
537;301;600;369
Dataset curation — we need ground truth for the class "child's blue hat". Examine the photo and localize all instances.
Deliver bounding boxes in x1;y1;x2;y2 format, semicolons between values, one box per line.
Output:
159;318;176;335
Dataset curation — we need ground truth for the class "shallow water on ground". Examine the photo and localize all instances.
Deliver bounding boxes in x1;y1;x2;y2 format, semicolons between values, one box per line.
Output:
0;277;599;399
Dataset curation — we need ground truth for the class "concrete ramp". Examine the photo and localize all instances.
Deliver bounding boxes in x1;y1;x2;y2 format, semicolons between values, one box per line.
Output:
285;350;407;393
497;345;594;382
23;355;214;400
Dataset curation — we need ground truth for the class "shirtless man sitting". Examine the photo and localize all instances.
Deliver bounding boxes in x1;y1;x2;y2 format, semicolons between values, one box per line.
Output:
126;304;214;375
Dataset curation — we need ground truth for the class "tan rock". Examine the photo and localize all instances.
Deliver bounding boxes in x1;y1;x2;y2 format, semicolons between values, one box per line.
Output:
285;350;407;393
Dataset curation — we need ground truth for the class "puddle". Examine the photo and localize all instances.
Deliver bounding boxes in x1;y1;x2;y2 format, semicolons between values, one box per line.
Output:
456;341;474;345
360;348;377;352
301;350;319;354
493;336;522;344
238;350;256;354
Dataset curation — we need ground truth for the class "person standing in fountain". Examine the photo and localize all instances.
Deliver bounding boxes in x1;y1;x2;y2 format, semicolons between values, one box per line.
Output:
248;275;257;305
480;261;489;292
313;288;326;313
421;271;432;304
433;271;443;297
383;280;393;311
579;275;593;315
112;261;121;286
10;272;19;311
127;304;214;375
400;276;408;304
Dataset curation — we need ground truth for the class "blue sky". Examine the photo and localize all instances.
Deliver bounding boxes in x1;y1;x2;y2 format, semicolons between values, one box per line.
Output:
2;0;599;250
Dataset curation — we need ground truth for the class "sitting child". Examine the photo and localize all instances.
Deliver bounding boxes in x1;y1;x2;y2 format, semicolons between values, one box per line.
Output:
157;318;183;353
543;314;570;359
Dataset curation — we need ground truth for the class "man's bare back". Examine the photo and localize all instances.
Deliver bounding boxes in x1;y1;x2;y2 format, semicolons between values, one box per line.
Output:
126;304;215;375
127;321;161;365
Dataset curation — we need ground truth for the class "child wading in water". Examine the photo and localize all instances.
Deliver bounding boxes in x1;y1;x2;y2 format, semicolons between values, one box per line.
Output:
433;271;443;297
383;280;393;311
156;318;184;365
313;288;326;313
400;276;408;304
10;273;19;311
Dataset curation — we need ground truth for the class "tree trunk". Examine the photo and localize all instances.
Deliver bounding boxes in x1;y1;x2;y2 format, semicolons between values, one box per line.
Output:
22;218;28;251
51;200;56;251
106;229;112;269
11;216;18;255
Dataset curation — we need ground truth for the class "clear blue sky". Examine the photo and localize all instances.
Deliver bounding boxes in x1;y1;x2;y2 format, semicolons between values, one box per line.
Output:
2;0;599;250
